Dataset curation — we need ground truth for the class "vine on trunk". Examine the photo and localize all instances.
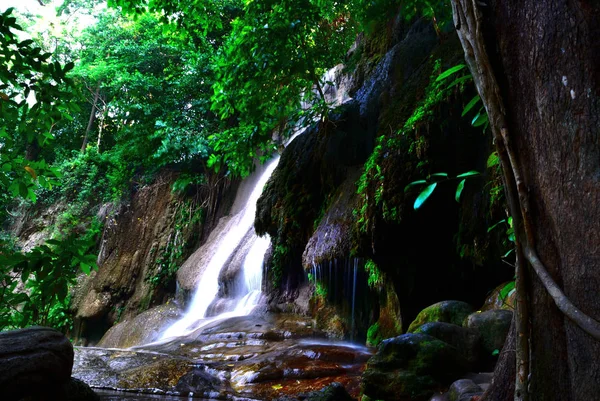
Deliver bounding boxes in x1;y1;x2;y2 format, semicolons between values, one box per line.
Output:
451;1;600;400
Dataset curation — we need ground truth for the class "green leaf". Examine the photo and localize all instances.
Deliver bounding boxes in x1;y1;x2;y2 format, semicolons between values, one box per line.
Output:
462;95;480;117
414;183;437;210
487;152;500;168
404;179;427;192
487;219;506;233
456;170;480;178
436;64;466;81
19;182;28;198
492;349;500;356
429;172;448;179
79;263;91;275
472;112;489;127
446;75;472;89
455;179;465;202
499;281;515;300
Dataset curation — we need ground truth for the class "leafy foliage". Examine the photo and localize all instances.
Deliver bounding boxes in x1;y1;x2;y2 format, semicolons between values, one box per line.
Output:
0;218;101;331
0;8;76;217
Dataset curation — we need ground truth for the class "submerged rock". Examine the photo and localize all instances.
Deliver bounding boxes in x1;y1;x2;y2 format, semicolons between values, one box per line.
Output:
361;333;470;401
0;326;74;401
407;301;474;333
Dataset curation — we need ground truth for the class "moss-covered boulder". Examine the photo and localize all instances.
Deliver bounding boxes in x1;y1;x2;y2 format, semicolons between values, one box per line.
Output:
361;333;470;401
407;301;474;333
413;322;481;367
466;310;513;356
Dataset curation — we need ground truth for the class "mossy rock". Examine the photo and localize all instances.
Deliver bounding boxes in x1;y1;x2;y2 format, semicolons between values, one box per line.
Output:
466;309;513;356
362;333;470;401
407;301;474;333
413;322;482;368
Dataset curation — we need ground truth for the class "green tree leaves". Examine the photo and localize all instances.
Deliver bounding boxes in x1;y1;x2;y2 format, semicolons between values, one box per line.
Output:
405;170;480;210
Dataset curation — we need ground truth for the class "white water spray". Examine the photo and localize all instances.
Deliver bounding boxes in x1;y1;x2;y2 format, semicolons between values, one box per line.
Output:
160;158;279;339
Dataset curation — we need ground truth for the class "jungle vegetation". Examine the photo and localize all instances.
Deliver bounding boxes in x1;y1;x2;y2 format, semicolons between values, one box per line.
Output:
0;1;598;400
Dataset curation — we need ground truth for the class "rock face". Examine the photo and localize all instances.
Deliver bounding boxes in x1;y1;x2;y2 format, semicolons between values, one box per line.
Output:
0;327;74;400
255;14;512;341
407;301;475;333
70;170;231;345
361;333;470;401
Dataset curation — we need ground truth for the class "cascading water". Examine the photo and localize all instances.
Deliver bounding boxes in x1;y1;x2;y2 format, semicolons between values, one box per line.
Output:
233;235;270;314
160;158;279;340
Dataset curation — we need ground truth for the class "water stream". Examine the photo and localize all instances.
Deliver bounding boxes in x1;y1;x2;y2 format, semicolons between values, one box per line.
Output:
160;157;280;340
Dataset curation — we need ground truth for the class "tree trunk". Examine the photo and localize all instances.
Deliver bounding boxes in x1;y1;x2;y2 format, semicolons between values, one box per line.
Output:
81;83;101;153
461;1;600;400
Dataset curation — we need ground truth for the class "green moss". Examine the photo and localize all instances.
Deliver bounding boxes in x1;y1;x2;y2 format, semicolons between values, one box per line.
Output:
367;322;383;347
407;301;474;333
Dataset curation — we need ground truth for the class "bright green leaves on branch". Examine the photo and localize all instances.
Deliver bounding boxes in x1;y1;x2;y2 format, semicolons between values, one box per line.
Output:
405;170;480;210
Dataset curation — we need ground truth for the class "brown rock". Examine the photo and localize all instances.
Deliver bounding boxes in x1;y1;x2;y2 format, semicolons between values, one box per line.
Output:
0;326;74;400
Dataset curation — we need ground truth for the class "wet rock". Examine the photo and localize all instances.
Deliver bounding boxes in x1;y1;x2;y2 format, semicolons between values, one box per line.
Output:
275;382;355;401
366;282;403;347
98;303;183;348
413;322;481;367
361;333;470;401
302;169;362;267
0;326;74;401
74;314;371;400
447;379;483;401
174;368;221;397
407;301;474;333
466;310;513;356
61;377;100;401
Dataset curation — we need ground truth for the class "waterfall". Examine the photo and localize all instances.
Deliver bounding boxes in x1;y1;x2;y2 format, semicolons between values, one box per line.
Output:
160;157;279;340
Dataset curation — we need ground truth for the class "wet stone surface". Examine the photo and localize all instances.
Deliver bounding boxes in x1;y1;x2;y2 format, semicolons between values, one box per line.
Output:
74;314;373;400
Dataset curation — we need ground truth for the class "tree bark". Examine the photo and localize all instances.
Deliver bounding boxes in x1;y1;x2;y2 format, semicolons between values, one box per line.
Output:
454;1;600;400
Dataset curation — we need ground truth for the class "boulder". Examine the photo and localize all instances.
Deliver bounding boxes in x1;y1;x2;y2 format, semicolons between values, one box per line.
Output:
274;382;355;401
361;333;470;401
0;326;74;401
175;368;222;398
447;379;483;401
407;301;474;333
466;310;513;356
98;302;183;348
413;322;482;367
61;377;100;401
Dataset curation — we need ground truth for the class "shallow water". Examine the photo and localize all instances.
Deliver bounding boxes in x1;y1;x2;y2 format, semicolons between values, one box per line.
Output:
95;389;208;400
